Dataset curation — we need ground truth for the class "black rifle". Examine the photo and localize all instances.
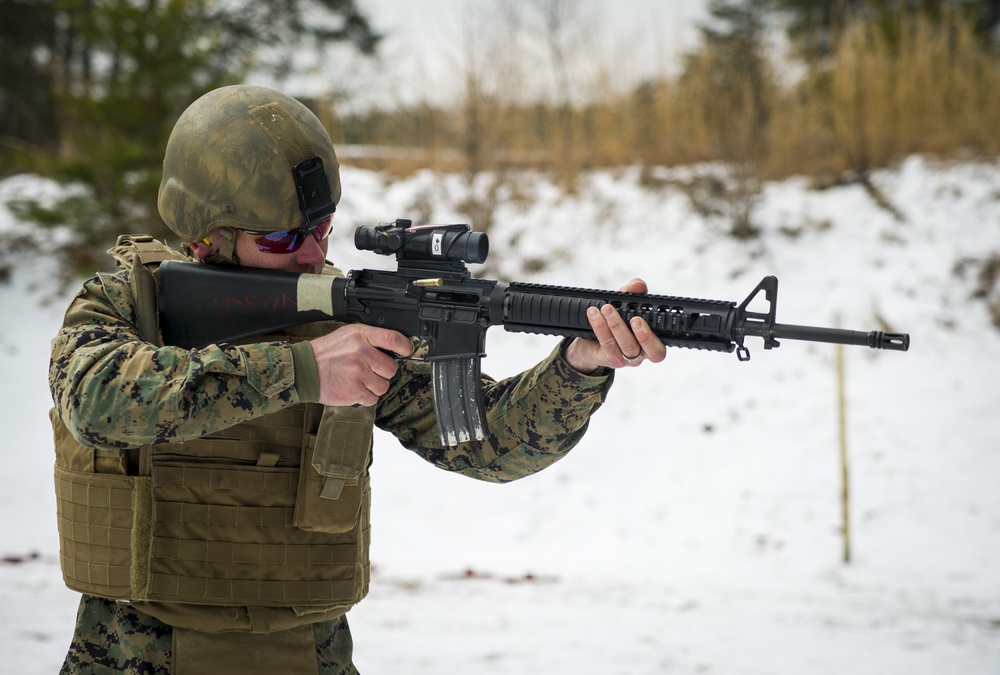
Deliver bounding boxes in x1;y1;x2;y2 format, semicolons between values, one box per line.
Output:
158;219;910;445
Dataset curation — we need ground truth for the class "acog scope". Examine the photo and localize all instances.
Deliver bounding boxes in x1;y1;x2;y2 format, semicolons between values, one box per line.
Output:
354;219;489;264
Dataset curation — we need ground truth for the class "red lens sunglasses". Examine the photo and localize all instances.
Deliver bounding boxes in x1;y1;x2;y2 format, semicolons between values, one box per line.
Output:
243;216;333;254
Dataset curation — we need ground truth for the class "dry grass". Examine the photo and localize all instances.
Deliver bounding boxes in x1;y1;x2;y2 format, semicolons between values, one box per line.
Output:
319;9;998;184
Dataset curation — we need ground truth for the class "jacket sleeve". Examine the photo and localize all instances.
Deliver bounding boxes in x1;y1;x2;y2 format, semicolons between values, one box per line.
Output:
375;340;614;483
49;270;315;450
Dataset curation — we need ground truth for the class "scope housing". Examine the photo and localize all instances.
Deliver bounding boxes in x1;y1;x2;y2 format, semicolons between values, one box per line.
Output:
355;219;489;264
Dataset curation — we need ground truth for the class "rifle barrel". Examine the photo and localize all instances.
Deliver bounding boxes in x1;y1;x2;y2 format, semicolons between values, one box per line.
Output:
766;323;910;351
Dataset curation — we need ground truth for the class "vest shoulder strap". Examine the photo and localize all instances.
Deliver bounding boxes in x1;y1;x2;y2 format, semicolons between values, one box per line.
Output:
107;234;189;346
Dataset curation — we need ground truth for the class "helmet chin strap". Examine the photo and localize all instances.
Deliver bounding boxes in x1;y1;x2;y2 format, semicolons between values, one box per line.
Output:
192;226;241;266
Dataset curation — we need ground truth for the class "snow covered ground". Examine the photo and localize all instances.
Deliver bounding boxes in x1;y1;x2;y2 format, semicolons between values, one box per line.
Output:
1;156;998;673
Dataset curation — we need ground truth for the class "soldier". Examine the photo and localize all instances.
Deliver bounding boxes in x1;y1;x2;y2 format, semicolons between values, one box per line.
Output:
49;84;665;674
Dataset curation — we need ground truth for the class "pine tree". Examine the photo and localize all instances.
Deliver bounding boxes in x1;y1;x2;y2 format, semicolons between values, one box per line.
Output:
3;0;381;270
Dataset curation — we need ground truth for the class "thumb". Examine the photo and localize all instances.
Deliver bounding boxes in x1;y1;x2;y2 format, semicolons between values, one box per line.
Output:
620;278;648;294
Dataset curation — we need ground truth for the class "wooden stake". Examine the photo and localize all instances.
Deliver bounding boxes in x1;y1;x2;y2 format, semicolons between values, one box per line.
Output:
836;336;852;564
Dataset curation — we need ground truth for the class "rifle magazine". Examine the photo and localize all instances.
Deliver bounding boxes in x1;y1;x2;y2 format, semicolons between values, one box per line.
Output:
432;358;488;446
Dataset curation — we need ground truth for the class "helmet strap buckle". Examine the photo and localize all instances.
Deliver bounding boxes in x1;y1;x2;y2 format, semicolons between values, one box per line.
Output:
199;226;240;266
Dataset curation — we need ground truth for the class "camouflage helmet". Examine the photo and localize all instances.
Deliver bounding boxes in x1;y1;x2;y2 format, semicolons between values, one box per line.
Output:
158;85;341;246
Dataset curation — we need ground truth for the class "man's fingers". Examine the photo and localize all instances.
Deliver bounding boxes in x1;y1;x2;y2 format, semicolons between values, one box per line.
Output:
567;280;666;373
367;347;401;380
586;306;620;353
600;305;643;360
310;325;412;407
356;326;412;380
631;317;667;363
364;326;414;359
363;369;392;398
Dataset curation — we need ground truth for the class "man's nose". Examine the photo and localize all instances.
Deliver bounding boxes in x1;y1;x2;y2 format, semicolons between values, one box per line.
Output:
295;230;327;264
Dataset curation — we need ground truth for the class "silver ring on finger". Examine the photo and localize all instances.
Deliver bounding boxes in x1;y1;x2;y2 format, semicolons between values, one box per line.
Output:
622;351;642;365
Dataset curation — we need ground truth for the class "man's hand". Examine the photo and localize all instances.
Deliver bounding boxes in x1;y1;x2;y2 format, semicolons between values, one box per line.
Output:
310;325;414;407
563;278;667;374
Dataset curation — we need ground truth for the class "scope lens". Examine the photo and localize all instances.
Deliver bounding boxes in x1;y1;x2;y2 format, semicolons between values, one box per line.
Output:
458;231;489;264
354;226;378;251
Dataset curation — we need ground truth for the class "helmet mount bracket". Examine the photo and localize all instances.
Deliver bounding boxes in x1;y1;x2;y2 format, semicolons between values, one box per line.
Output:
294;156;336;230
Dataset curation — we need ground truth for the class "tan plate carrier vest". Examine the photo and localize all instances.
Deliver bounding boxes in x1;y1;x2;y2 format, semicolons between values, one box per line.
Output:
52;236;374;634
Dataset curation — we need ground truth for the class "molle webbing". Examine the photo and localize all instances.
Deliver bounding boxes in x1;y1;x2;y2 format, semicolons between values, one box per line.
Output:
54;403;372;619
142;454;366;605
55;465;136;599
139;404;371;608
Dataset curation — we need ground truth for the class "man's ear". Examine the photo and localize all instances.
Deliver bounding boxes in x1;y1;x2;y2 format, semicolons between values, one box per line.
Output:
187;234;220;260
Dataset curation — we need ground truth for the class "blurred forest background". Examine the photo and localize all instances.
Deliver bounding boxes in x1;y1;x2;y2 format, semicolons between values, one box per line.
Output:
1;0;998;274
